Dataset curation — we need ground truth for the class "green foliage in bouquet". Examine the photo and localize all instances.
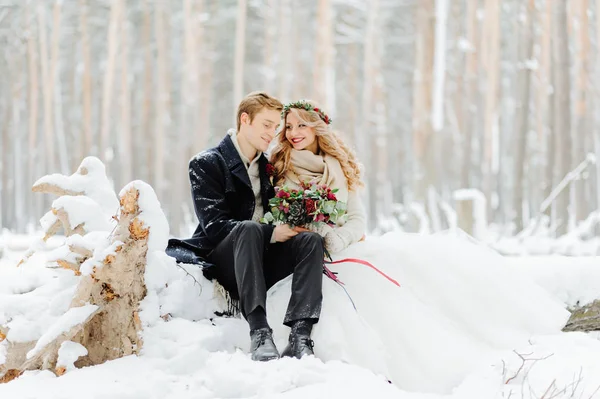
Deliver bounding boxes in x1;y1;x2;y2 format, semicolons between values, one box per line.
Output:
260;182;347;227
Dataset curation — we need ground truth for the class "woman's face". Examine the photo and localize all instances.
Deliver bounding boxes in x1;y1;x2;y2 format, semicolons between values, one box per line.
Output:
284;112;318;154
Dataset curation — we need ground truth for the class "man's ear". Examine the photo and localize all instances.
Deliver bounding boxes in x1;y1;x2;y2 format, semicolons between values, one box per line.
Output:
240;112;250;125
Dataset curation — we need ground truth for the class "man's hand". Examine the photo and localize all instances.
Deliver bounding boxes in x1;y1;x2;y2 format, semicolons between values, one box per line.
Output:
274;224;298;242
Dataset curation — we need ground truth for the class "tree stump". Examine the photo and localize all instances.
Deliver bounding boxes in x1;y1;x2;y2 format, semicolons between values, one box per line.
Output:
0;187;150;383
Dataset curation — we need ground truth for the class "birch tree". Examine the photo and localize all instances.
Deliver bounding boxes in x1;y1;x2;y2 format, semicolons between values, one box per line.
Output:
552;0;572;235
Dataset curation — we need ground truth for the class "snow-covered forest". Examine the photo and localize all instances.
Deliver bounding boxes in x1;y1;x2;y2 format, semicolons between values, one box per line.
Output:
0;0;598;246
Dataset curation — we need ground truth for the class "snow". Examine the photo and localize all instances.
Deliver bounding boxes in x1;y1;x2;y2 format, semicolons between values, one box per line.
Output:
491;233;600;256
27;304;99;359
65;232;107;254
57;341;88;371
507;256;600;308
0;256;79;343
2;158;600;397
79;239;120;276
2;229;600;398
33;156;119;216
40;210;59;232
51;196;113;232
46;243;80;265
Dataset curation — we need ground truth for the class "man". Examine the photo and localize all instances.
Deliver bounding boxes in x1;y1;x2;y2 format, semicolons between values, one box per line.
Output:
167;92;324;361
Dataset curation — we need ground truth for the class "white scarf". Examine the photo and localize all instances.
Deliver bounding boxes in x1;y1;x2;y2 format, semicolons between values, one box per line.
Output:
285;150;349;203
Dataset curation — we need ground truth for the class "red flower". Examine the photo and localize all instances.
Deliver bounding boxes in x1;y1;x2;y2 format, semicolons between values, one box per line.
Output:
327;192;337;201
276;190;290;199
266;163;276;177
313;107;320;112
304;198;317;215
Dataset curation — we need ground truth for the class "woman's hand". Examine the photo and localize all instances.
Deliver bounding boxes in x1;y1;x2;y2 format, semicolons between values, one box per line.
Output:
292;226;310;233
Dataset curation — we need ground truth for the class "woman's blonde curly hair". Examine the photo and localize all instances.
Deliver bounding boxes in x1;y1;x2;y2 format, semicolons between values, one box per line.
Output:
270;100;364;192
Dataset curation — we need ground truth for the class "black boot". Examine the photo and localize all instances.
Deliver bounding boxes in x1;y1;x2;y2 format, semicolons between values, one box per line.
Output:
281;333;314;359
250;328;280;362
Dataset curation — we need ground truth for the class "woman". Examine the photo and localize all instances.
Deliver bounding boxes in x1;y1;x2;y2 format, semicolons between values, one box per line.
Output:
264;100;569;393
270;100;366;254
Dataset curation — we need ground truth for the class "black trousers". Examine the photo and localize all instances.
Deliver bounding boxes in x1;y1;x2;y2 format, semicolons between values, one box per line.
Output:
206;221;324;326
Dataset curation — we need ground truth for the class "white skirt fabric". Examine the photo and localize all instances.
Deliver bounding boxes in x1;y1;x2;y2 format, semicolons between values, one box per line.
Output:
266;232;570;394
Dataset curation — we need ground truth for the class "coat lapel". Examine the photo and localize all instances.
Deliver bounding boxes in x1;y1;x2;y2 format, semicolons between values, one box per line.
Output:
218;134;275;211
218;135;252;190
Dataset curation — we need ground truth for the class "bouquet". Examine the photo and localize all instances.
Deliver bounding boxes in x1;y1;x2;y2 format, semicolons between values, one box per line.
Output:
260;182;347;227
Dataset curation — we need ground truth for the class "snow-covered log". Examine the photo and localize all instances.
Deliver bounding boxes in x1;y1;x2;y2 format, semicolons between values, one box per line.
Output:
563;300;600;332
1;174;163;383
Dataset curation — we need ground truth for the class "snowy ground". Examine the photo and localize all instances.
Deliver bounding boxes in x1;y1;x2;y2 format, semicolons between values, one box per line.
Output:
1;231;600;399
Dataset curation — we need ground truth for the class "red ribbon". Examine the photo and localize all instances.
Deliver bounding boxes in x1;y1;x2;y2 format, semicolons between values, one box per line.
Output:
325;258;400;287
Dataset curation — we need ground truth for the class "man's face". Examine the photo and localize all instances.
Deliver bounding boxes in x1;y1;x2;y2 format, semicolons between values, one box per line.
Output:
241;108;281;153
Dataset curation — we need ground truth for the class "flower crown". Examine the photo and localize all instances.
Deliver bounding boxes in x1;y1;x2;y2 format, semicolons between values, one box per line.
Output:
281;100;332;125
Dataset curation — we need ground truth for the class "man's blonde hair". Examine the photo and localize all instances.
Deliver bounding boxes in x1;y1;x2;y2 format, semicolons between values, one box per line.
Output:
236;91;283;131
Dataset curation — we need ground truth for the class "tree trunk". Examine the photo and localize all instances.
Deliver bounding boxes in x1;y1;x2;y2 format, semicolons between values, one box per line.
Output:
482;0;500;222
595;0;600;226
313;0;334;108
361;0;379;228
277;0;293;101
346;42;359;148
363;0;389;228
540;0;554;219
79;0;93;158
263;0;276;92
411;0;436;230
513;0;535;233
461;0;477;191
574;0;590;222
140;0;153;183
120;2;132;188
0;100;10;230
38;4;55;173
177;0;200;235
27;4;40;228
154;1;168;201
100;0;122;168
196;0;212;155
233;0;247;111
552;0;572;236
12;38;24;232
50;1;68;175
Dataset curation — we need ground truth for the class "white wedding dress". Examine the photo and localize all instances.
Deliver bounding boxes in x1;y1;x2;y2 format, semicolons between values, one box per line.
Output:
265;231;570;394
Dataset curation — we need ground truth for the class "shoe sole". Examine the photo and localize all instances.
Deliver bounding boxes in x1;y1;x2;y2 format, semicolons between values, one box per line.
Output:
255;355;280;362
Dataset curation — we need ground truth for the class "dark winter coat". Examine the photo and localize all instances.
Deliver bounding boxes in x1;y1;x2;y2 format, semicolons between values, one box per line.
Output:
166;134;275;265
